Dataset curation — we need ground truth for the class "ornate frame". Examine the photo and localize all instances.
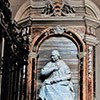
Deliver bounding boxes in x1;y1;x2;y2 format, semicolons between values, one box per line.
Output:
27;27;88;100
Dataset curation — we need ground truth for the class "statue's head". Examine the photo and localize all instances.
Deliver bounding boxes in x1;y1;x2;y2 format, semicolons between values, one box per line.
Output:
51;50;61;62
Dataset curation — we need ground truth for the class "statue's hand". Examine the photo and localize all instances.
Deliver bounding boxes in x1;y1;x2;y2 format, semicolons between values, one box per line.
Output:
44;79;51;85
50;80;57;84
44;79;57;85
54;66;59;71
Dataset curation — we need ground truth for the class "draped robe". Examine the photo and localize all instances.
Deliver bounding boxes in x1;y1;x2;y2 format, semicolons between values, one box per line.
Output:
39;60;75;100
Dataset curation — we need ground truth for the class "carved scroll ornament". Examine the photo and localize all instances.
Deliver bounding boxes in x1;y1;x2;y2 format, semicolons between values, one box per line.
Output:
42;0;75;16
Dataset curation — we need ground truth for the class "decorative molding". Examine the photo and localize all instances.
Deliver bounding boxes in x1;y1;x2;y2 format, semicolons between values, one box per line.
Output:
86;26;95;35
40;25;66;35
84;34;99;46
14;0;47;21
84;15;100;28
88;46;93;78
15;0;76;21
31;26;85;53
69;26;85;39
53;25;64;34
85;0;100;20
15;0;30;22
17;15;84;26
41;0;75;16
28;52;38;58
78;52;87;59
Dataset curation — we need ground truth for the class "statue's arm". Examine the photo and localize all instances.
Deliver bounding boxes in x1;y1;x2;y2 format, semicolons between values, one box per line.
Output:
55;62;72;82
41;63;58;75
51;73;71;83
43;69;71;85
51;66;72;83
59;73;71;81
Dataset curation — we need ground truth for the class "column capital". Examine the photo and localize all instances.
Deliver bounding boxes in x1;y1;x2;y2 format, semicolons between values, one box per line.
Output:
84;34;99;46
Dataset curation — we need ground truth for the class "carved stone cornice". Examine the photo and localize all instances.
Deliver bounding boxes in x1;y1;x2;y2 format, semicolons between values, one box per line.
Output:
17;16;85;27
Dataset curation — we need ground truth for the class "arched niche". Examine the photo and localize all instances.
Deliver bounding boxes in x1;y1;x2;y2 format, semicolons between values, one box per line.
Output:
37;36;78;100
31;28;86;100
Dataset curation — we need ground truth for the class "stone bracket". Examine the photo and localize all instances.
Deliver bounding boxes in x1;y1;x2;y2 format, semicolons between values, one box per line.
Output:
28;52;38;58
84;34;99;46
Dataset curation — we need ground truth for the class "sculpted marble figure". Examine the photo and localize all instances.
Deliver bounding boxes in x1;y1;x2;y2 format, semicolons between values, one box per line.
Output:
39;50;75;100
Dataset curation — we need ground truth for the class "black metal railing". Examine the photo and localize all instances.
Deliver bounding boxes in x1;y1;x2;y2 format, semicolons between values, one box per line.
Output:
0;1;30;100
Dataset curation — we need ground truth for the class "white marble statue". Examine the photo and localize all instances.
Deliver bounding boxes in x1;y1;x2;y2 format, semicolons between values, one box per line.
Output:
39;50;75;100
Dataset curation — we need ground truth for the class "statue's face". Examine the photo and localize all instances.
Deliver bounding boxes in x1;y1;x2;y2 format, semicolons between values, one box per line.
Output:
51;54;59;62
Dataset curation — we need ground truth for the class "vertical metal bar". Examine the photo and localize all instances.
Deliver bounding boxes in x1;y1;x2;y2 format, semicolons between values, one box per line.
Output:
1;38;5;58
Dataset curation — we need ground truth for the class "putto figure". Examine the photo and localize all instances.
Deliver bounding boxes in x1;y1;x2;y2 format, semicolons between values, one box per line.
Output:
39;50;75;100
